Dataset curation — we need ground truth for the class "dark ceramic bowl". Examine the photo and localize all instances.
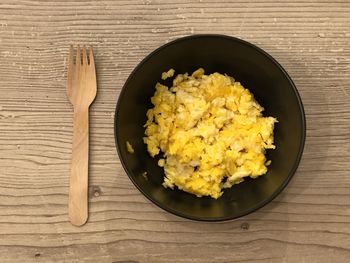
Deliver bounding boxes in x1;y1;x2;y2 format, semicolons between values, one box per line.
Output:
115;35;306;221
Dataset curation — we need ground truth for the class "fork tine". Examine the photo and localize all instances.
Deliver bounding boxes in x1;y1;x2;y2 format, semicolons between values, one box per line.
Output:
67;45;74;96
68;45;74;71
68;45;74;65
76;45;81;65
82;46;87;65
89;46;95;67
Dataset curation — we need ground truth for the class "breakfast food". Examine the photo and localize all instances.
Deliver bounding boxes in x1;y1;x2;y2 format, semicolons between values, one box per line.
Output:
161;68;175;80
126;141;134;154
143;68;277;199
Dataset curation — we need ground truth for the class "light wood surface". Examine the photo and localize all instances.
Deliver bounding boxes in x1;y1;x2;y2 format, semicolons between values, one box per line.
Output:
67;46;96;226
0;0;349;262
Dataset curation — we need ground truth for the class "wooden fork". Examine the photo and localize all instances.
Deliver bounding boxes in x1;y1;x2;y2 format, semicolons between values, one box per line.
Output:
67;45;97;226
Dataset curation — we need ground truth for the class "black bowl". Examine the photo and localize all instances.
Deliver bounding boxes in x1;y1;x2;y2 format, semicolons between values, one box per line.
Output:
115;35;306;221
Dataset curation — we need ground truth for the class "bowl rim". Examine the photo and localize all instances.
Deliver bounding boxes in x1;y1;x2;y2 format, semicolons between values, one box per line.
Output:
114;34;306;221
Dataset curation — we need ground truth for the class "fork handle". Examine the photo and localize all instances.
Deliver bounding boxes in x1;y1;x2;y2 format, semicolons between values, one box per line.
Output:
69;108;89;226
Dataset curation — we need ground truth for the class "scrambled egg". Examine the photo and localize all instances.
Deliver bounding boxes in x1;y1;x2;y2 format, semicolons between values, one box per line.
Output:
126;141;134;154
144;68;277;199
161;68;175;80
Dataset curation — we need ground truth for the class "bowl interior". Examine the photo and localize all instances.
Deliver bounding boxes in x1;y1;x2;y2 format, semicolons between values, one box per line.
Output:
115;35;305;221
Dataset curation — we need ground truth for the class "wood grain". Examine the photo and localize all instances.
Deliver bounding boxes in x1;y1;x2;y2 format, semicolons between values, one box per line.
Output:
0;0;349;262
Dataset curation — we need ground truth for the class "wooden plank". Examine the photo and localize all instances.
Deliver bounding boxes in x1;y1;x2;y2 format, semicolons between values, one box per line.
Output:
0;0;349;262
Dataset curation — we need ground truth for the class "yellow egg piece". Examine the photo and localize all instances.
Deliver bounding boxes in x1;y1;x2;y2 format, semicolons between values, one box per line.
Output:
144;68;277;199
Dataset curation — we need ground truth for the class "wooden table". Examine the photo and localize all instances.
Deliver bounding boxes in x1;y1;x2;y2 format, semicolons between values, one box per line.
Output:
0;1;349;262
